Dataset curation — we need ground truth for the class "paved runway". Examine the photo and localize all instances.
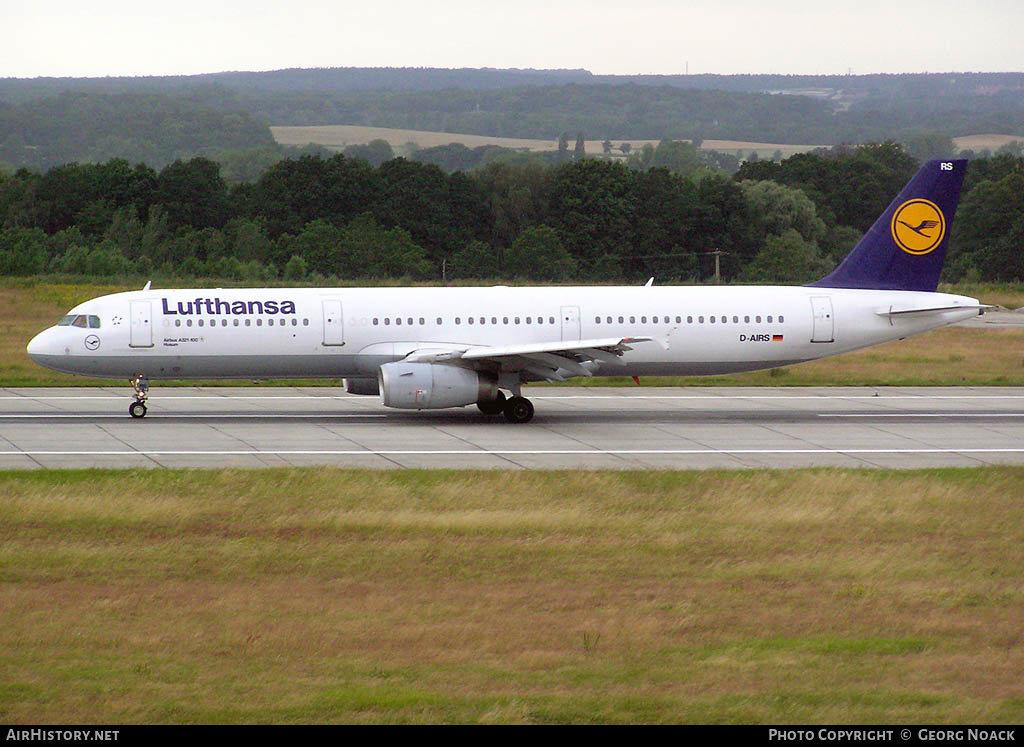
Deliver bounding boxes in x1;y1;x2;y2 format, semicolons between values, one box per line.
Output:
1;386;1023;470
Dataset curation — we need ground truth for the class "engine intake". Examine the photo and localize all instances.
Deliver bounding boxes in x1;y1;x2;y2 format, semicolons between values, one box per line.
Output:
378;362;497;410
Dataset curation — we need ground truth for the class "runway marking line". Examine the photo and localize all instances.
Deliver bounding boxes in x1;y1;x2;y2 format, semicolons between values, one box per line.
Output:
819;413;1024;418
1;394;1024;401
0;414;386;419
3;448;1024;457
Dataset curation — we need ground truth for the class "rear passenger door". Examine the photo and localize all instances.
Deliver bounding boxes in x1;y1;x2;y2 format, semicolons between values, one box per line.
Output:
322;299;345;346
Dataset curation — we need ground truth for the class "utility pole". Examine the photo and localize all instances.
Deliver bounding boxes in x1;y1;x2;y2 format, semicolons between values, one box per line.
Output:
711;248;723;284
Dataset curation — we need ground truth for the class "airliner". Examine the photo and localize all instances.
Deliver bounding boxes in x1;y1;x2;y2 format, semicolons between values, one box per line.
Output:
27;159;986;423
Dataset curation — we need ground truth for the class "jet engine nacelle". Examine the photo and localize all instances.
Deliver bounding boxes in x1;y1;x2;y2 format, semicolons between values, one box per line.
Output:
344;377;380;396
378;362;497;410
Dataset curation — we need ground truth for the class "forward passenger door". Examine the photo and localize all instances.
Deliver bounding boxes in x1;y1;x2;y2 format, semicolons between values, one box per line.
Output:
129;301;153;348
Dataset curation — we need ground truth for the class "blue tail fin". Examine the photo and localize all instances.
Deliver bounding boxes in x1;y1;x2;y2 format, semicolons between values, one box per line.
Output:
810;159;967;292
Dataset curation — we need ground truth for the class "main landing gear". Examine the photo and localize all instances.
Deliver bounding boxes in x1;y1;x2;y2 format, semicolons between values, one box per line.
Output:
477;391;535;423
502;396;534;424
129;374;149;418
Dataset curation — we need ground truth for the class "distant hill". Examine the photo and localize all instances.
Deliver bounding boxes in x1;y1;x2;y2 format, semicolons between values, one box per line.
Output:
0;92;274;170
3;68;1024;170
4;68;1023;99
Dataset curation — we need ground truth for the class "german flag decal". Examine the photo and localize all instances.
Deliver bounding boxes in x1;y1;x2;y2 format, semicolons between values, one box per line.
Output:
772;334;784;342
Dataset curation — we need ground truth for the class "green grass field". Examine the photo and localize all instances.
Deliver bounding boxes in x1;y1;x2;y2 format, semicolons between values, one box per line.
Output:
4;281;1024;387
1;467;1021;724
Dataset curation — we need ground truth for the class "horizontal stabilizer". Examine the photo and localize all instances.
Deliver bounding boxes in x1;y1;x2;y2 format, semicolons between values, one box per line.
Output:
875;304;993;318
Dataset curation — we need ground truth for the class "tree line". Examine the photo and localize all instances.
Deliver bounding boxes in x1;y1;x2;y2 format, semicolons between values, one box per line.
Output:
0;143;1020;285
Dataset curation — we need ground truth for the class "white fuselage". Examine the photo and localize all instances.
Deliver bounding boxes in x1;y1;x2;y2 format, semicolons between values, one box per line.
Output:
27;285;980;381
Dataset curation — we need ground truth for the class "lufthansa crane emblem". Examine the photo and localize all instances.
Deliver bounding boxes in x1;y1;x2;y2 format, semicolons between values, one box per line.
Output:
891;199;946;255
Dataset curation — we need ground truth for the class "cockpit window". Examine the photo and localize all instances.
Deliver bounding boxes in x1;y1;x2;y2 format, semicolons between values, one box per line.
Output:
57;314;99;328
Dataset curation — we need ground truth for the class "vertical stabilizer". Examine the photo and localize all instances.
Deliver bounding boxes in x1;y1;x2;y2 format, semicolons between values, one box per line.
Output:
810;159;967;292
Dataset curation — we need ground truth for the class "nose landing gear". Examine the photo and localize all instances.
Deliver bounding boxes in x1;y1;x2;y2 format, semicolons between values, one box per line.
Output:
129;374;149;418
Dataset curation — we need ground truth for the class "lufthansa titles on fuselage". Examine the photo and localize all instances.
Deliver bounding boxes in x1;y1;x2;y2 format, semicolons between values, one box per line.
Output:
161;297;297;316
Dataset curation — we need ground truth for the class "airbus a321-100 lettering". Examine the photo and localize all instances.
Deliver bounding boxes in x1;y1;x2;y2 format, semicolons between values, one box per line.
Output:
28;160;987;423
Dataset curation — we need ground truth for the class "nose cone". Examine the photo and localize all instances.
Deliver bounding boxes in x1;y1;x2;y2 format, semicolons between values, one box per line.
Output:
27;328;60;367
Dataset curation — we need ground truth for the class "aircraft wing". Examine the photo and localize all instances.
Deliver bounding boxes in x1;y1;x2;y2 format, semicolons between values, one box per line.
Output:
406;336;654;381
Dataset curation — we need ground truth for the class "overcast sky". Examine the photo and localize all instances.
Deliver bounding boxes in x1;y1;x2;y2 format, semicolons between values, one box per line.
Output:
4;0;1022;79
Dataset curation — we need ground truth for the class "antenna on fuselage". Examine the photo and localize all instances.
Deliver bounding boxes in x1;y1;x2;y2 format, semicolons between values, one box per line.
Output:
142;281;152;291
644;277;654;287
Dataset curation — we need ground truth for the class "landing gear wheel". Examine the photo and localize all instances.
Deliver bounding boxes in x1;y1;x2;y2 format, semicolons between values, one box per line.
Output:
477;391;507;416
129;373;150;419
503;396;534;424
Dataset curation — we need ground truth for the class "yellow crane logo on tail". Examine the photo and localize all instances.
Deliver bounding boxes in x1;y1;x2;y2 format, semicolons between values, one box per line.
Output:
891;199;945;255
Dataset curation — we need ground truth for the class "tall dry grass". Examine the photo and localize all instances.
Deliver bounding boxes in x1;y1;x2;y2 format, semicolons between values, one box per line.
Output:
1;468;1021;723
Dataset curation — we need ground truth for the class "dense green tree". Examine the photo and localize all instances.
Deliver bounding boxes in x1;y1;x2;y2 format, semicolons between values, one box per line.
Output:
155;158;229;230
505;225;576;281
287;219;345;274
342;139;394;166
103;205;144;256
253;153;380;237
549;159;637;271
376;158;482;263
735;143;916;233
0;226;48;274
691;175;760;279
223;216;273;263
283;254;309;280
336;213;432;279
740;179;827;246
646;139;705;175
631;168;699;281
471;161;553;253
449;239;499;278
738;228;833;284
573;132;586;160
903;131;956;162
950;171;1024;281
